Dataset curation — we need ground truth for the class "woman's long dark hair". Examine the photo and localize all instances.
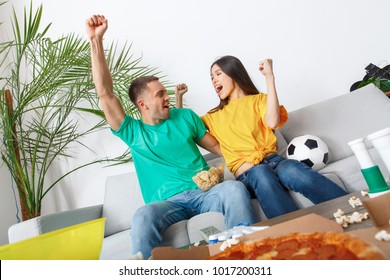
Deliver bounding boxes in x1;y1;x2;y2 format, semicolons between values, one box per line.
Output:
209;55;259;113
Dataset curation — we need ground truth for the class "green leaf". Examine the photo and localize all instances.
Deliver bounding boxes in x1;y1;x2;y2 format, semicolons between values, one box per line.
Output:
74;107;106;118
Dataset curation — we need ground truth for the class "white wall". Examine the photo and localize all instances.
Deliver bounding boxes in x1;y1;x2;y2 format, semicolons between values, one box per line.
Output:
1;0;389;245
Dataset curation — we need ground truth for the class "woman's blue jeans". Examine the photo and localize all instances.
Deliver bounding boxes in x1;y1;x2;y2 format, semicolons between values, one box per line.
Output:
236;154;348;219
131;180;257;258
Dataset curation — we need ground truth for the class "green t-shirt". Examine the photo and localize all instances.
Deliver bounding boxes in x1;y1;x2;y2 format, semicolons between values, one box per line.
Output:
112;108;208;204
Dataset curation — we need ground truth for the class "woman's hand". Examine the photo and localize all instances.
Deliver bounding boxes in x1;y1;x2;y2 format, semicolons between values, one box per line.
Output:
259;59;274;77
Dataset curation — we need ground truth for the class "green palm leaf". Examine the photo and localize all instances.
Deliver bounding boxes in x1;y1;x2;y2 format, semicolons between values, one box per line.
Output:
0;2;176;219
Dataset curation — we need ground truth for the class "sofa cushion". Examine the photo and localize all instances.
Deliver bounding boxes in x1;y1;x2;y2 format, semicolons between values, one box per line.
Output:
100;221;190;260
160;220;190;248
102;172;144;237
275;129;288;157
279;84;390;165
100;229;132;260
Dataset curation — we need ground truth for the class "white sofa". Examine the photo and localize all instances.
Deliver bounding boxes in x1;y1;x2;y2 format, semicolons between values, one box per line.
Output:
8;84;390;259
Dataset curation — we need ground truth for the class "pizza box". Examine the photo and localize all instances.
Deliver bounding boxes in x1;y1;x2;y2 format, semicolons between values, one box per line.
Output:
152;191;390;260
349;192;390;259
151;213;343;260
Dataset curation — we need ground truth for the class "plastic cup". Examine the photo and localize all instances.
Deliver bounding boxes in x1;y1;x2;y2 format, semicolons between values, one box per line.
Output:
367;127;390;175
348;138;375;169
367;189;390;198
208;234;219;244
361;166;390;197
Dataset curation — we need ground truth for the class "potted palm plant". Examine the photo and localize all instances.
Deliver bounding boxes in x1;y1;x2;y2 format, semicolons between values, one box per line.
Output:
0;2;174;220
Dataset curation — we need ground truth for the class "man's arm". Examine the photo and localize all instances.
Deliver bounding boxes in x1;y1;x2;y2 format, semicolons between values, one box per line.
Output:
175;85;220;155
175;83;187;108
197;132;222;156
86;15;125;131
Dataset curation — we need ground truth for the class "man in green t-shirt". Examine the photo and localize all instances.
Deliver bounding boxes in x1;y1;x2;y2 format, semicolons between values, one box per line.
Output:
86;15;257;259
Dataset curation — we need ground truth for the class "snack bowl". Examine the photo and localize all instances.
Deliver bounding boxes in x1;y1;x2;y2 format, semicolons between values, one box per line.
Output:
192;162;225;191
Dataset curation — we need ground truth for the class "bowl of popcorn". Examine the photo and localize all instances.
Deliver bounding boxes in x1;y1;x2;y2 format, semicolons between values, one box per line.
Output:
192;163;224;191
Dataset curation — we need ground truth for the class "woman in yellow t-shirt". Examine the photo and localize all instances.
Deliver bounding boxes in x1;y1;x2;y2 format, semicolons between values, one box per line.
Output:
177;55;347;219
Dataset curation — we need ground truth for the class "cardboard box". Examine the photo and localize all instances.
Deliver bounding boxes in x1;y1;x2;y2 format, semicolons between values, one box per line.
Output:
350;192;390;259
152;193;390;260
152;214;343;260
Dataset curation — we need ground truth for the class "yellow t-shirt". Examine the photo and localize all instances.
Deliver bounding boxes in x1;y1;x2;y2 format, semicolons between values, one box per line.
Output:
202;94;288;174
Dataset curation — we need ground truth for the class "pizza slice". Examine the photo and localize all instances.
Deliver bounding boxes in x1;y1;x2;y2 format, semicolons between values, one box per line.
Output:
209;232;384;260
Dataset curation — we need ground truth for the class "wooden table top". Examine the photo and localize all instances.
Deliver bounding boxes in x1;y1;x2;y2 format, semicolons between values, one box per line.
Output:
254;191;375;231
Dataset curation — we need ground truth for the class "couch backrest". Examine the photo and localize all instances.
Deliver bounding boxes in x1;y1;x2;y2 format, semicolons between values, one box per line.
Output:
278;84;390;164
102;172;144;237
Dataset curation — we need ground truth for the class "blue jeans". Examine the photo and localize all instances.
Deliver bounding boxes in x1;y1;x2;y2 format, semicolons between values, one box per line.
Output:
131;180;257;258
236;154;348;219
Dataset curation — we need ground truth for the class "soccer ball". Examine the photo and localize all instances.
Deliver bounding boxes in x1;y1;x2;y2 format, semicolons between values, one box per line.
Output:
286;134;329;171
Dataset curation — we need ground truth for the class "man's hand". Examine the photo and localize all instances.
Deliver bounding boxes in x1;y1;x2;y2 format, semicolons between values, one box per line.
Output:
175;83;188;108
85;15;108;41
175;83;188;97
259;59;274;77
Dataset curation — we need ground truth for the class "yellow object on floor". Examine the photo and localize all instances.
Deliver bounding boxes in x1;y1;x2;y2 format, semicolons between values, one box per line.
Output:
0;218;106;260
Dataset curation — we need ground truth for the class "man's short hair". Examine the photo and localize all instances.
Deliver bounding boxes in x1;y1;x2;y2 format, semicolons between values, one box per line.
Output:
128;76;159;108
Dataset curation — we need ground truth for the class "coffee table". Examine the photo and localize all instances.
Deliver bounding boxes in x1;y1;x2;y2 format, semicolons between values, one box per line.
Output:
184;191;374;249
253;190;375;231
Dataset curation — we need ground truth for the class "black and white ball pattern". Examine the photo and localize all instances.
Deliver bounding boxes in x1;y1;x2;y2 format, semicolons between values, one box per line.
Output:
287;134;329;171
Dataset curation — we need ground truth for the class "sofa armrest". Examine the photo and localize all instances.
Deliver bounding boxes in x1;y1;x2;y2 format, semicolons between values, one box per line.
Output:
8;204;103;243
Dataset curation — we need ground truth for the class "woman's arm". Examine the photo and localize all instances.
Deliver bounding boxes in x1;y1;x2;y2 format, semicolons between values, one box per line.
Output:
259;59;280;129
